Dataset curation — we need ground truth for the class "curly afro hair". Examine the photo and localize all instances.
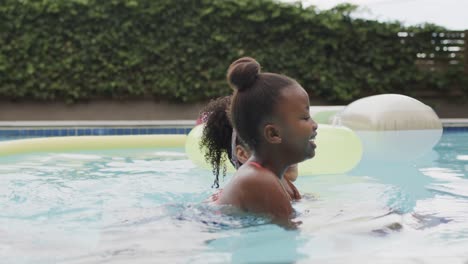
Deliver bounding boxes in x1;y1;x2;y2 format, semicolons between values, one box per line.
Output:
199;96;236;188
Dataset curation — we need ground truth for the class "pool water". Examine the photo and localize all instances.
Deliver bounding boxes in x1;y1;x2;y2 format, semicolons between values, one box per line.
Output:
1;132;468;263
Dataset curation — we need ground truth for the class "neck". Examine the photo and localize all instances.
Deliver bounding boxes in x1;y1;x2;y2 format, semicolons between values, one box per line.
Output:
249;151;290;179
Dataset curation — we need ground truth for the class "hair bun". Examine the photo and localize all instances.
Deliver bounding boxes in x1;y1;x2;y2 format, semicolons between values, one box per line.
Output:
227;57;261;92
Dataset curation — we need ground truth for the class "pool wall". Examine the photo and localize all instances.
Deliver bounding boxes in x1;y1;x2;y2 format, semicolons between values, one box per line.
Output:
0;121;194;141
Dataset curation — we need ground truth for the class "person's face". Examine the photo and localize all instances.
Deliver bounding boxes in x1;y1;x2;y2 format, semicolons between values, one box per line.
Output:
275;84;318;163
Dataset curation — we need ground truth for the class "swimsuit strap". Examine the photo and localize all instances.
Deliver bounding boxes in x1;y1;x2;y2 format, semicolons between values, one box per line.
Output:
285;178;301;200
230;129;241;169
248;161;264;169
279;179;292;201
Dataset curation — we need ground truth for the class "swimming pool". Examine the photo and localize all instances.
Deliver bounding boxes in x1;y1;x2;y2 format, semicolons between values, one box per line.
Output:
1;129;468;263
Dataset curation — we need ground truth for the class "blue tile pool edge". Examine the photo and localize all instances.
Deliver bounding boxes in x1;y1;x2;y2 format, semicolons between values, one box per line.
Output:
0;127;193;138
0;121;195;140
0;119;466;140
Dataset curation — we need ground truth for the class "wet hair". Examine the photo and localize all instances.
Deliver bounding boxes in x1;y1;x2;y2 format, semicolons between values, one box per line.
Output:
227;57;298;150
199;96;246;188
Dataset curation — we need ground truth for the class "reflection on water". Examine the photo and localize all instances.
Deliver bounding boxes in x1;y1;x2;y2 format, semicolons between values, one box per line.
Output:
350;160;434;213
1;132;468;263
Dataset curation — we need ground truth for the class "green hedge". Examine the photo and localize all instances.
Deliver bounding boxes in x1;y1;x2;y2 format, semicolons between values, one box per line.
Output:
0;0;466;103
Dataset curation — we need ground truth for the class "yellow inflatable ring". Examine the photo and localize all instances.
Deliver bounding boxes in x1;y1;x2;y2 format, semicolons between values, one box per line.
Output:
185;124;363;176
0;135;186;157
0;125;362;177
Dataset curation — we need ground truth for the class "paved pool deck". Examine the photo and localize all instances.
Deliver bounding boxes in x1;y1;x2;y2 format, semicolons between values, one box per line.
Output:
1;101;467;128
1;98;467;122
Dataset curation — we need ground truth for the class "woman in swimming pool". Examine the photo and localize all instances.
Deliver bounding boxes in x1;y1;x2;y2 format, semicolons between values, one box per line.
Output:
199;95;300;200
213;57;318;227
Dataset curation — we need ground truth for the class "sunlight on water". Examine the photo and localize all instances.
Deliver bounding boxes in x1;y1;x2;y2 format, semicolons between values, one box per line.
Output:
1;132;468;263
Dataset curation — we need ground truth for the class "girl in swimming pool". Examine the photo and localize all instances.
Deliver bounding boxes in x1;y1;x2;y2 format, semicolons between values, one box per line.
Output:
214;57;318;227
199;95;300;200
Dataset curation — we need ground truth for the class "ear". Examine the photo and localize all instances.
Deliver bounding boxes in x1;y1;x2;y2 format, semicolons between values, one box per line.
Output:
263;124;282;144
235;145;251;164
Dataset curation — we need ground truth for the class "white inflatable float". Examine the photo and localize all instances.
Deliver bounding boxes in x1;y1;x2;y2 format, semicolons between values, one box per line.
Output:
332;94;442;162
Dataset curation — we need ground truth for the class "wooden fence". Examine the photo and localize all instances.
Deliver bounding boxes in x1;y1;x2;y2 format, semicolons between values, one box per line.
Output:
398;30;467;74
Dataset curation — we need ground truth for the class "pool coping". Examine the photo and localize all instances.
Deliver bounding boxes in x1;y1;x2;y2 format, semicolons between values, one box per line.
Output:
439;119;468;127
0;118;467;128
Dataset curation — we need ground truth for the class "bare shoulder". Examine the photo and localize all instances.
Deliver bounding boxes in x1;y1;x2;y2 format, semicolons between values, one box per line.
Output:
237;168;278;191
228;165;279;199
217;165;295;227
215;166;267;206
236;167;293;220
